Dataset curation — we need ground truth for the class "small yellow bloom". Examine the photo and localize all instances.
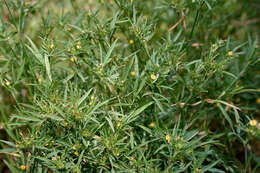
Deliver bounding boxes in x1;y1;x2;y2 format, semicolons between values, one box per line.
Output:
20;165;26;170
38;77;42;83
249;119;257;126
72;145;77;150
228;51;233;56
70;56;75;62
130;0;134;2
165;135;170;143
149;122;155;128
5;80;11;86
194;168;201;172
50;43;54;49
150;74;156;80
74;151;79;156
25;1;30;6
257;98;260;104
76;42;81;49
130;71;135;76
91;95;95;100
117;122;120;128
129;40;134;44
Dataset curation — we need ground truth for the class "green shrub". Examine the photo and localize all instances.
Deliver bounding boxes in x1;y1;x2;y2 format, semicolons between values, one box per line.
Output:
0;0;260;172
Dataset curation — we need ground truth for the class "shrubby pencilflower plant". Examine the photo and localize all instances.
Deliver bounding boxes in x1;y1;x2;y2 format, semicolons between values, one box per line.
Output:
0;0;259;172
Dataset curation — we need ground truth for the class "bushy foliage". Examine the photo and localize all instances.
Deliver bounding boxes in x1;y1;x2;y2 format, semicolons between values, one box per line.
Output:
0;0;260;172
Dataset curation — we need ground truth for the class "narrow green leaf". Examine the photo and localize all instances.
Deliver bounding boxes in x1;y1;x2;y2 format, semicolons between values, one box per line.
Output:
45;54;52;82
105;117;115;133
103;39;118;66
76;88;93;106
126;102;153;123
218;104;233;129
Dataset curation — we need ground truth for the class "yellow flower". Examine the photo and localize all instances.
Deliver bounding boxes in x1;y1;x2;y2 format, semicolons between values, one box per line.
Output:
20;165;26;170
76;42;81;49
5;80;11;86
38;77;42;83
130;0;134;2
72;145;77;150
129;40;134;44
194;168;201;172
228;51;233;56
257;98;260;104
50;43;54;49
117;122;120;128
74;151;79;156
150;74;156;80
70;56;75;62
249;119;257;126
149;122;155;128
25;1;30;6
130;71;135;76
165;135;170;143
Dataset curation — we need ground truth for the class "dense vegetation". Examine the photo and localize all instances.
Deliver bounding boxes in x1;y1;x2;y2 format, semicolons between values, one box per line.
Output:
0;0;260;172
